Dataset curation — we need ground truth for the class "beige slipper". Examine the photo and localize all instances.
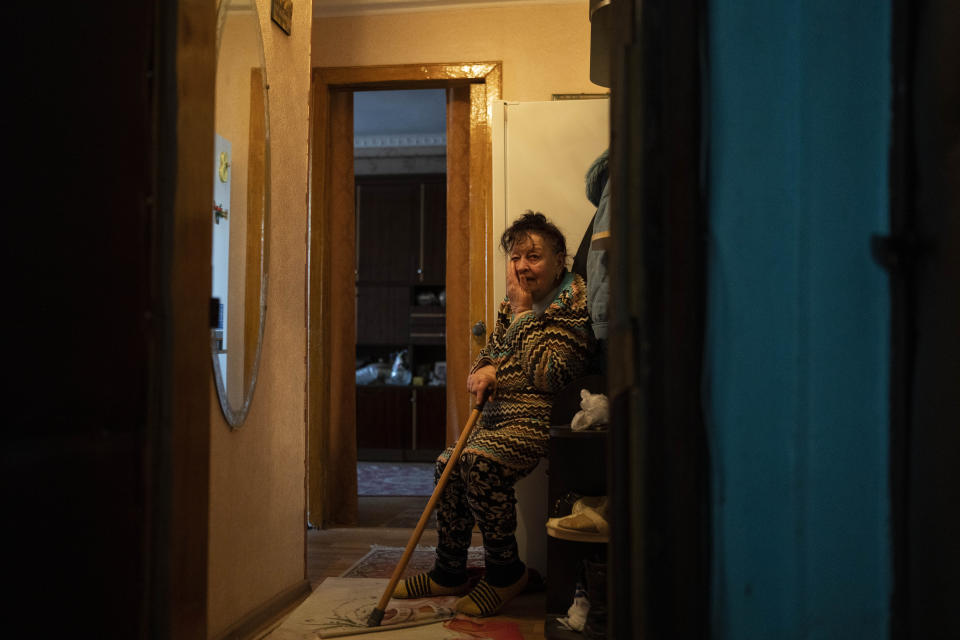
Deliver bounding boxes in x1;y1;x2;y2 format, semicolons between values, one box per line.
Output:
546;496;609;542
454;570;529;617
392;572;470;599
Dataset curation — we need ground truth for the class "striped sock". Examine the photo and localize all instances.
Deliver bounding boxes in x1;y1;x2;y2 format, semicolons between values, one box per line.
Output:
392;572;468;599
454;571;529;616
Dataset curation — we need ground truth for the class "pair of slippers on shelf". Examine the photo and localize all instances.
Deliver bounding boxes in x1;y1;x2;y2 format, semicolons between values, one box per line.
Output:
546;495;609;543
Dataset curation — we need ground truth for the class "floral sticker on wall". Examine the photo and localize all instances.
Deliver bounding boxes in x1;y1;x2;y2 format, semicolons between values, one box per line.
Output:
214;202;228;224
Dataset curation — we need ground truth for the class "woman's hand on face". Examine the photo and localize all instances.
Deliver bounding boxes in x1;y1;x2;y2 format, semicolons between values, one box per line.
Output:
467;364;496;405
506;261;533;315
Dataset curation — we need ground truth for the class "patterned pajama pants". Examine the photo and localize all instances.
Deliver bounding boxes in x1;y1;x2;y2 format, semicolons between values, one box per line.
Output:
431;451;536;586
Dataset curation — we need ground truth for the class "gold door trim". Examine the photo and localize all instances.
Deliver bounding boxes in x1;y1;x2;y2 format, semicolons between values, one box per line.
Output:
308;62;501;527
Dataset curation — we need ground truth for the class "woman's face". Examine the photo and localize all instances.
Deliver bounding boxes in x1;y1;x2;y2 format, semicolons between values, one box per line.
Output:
509;232;565;302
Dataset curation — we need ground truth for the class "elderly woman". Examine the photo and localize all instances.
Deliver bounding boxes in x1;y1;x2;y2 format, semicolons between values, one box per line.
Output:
394;211;595;616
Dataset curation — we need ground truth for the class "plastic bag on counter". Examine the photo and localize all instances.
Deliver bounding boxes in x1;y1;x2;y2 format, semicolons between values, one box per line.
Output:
355;361;390;385
386;349;412;386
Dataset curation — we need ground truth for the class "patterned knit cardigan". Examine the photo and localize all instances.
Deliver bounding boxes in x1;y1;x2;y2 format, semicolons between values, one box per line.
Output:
451;270;594;471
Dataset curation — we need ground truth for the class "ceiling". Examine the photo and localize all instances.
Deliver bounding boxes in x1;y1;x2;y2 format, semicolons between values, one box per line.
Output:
354;89;446;142
313;0;578;18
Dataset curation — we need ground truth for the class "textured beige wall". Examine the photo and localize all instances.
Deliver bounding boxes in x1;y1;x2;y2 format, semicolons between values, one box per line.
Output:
312;2;601;100
207;0;311;636
205;2;595;634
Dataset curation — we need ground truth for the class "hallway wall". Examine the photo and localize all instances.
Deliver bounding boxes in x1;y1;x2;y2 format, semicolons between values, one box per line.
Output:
208;3;596;634
312;1;600;101
207;0;313;636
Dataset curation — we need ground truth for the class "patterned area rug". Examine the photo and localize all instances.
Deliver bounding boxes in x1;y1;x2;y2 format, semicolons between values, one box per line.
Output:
339;545;548;601
357;462;436;496
269;577;524;639
340;544;485;579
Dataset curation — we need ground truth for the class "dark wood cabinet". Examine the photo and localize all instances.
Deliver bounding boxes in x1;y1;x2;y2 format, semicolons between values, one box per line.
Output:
419;179;446;285
355;173;447;349
356;174;446;285
545;376;608;639
355;173;447;460
356;385;446;461
410;305;445;345
355;178;418;283
414;386;446;451
356;284;409;345
356;386;413;451
546;427;608;603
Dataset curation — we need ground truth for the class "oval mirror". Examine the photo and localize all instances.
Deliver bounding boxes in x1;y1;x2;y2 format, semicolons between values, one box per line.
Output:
211;0;270;428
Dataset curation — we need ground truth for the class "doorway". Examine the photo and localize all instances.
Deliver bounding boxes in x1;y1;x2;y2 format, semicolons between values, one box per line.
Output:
353;91;448;461
307;63;501;528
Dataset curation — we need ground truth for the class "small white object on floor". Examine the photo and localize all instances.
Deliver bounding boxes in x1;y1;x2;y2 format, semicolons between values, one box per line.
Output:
557;599;590;631
571;389;609;431
556;581;590;631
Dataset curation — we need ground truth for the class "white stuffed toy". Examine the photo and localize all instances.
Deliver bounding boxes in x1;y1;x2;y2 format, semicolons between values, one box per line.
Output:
570;389;610;431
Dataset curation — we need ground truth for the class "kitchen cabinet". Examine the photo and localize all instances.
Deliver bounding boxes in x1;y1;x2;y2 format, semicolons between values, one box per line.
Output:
418;178;446;285
356;386;413;452
355;178;417;283
355;174;447;348
355;173;447;460
356;174;445;285
356;385;446;461
356;285;408;345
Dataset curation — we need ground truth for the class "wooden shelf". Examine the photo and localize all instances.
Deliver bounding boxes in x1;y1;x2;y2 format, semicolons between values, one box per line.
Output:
549;425;609;438
546;529;609;544
546;412;608;617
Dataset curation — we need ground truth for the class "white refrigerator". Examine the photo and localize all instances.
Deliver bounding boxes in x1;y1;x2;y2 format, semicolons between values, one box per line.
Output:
491;98;610;575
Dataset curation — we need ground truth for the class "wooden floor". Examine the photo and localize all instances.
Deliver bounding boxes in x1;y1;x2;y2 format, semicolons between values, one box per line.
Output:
257;496;547;639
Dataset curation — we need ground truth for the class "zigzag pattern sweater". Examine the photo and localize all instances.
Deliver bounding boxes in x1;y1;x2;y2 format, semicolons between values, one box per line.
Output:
452;271;594;470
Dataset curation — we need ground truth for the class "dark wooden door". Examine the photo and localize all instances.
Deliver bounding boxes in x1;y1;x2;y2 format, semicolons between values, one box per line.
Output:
414;386;447;451
356;176;419;283
357;284;409;344
5;2;210;637
420;177;447;285
891;2;960;636
357;387;413;453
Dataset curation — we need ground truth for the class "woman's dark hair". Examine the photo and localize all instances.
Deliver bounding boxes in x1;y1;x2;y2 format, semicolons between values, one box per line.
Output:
500;210;567;258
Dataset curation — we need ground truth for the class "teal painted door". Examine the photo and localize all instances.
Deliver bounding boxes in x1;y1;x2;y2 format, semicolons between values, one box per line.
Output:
706;2;892;637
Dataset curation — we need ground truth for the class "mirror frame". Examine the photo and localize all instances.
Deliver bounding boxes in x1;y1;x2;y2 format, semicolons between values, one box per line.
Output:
211;0;271;428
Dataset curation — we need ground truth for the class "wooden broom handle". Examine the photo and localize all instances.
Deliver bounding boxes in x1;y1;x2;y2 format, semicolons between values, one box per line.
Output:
368;394;488;625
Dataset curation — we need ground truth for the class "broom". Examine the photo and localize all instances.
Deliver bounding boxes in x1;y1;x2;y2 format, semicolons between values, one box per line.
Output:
365;391;489;627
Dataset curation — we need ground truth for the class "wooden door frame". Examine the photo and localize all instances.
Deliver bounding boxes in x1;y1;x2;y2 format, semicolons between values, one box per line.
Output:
307;62;501;527
607;0;710;636
886;2;960;637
